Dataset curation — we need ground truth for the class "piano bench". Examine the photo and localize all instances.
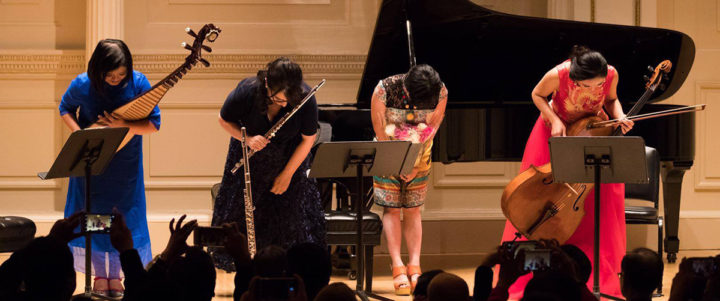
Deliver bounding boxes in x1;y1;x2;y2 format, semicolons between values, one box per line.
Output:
0;216;36;253
625;206;659;222
325;211;382;289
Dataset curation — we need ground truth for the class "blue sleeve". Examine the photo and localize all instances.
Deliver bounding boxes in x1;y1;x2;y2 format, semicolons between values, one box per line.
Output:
59;76;85;116
136;72;161;130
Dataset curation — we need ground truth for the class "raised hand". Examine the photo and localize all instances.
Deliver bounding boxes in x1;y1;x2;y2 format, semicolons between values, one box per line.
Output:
48;211;84;243
222;222;250;263
160;214;198;261
109;209;134;253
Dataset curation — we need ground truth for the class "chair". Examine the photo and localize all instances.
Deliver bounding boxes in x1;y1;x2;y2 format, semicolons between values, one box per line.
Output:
625;146;663;295
0;216;36;253
323;178;383;291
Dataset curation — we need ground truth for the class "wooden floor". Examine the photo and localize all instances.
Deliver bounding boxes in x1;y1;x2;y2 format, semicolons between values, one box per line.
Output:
60;249;717;301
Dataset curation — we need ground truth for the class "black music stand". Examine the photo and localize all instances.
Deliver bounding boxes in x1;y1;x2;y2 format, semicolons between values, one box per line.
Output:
549;136;648;301
38;127;129;300
310;141;421;301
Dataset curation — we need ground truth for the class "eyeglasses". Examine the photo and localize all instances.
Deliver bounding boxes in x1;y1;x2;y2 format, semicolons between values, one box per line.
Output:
266;88;289;104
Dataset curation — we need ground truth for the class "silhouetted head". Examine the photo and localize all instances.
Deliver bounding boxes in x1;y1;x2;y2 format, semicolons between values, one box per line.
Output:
253;245;288;277
413;269;444;300
168;246;217;301
523;271;581;301
427;272;469;301
313;282;356;301
287;243;331;301
19;236;76;301
561;244;591;283
620;248;663;299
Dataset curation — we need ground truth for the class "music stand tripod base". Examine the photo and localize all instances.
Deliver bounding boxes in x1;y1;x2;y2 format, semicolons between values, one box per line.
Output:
38;127;129;300
550;136;648;301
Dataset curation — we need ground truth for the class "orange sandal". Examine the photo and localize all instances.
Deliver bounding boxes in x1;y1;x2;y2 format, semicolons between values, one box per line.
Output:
392;265;411;296
407;265;422;293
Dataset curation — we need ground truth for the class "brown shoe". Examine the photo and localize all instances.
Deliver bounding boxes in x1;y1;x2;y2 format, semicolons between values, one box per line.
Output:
407;265;421;293
392;266;411;296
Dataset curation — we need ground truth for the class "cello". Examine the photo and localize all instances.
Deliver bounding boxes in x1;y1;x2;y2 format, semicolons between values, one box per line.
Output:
500;60;701;243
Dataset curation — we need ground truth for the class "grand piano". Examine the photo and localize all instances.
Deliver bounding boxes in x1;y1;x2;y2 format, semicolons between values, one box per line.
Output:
319;0;696;263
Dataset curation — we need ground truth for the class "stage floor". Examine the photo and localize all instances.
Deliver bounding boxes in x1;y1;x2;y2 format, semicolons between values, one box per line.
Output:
54;249;715;300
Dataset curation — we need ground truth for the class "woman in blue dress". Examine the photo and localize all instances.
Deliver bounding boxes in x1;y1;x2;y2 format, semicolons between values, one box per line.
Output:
59;39;160;297
211;57;326;271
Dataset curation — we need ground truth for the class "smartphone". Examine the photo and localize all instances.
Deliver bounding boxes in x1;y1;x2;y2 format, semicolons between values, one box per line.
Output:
255;277;297;300
523;249;552;271
193;226;227;247
687;257;718;277
82;213;115;233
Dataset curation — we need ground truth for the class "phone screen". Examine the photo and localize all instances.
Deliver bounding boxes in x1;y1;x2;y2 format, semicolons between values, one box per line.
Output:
193;226;226;247
689;257;717;277
524;249;552;271
256;277;296;299
84;214;114;233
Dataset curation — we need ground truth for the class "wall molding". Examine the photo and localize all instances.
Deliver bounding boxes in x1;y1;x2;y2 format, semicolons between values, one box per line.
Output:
134;54;366;75
0;52;85;74
0;52;366;76
422;208;506;221
432;162;519;188
0;177;60;190
694;82;720;190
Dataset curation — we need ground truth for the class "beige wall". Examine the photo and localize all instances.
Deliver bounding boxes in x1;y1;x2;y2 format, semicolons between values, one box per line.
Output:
1;0;719;260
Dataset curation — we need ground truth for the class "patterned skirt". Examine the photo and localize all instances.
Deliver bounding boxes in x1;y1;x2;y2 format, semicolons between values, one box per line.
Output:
373;139;432;208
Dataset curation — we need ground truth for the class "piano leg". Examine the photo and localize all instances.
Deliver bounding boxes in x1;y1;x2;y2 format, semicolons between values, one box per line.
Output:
660;161;692;263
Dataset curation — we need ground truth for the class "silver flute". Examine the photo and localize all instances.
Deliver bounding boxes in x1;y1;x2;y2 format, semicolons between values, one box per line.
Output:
231;79;326;174
239;127;257;258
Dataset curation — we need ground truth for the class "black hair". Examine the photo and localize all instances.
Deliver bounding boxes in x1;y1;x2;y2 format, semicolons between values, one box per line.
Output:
253;245;288;277
287;243;331;301
427;272;470;301
87;39;134;99
413;269;444;297
16;236;75;301
168;247;217;301
561;244;592;283
404;64;442;109
621;247;663;296
255;57;304;113
313;283;356;301
523;271;582;301
568;45;608;82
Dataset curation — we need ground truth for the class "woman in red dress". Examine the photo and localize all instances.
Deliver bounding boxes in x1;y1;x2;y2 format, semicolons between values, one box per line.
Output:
500;46;634;299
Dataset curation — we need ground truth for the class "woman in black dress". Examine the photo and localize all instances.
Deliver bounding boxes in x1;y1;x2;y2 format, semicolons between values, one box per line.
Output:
211;57;326;271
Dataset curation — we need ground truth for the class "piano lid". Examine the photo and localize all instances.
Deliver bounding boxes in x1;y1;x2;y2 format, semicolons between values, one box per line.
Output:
356;0;695;109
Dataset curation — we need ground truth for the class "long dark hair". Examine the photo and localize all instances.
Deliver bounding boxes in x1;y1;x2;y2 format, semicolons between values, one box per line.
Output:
404;64;442;109
87;39;134;98
255;57;304;113
568;45;608;82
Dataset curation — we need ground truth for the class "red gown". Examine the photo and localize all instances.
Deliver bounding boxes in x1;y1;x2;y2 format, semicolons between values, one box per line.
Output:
500;61;626;299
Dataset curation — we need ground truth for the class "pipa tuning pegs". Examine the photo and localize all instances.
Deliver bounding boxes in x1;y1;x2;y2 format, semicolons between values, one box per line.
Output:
181;42;193;51
647;65;654;73
199;58;210;67
185;27;197;38
202;45;212;53
643;75;650;82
